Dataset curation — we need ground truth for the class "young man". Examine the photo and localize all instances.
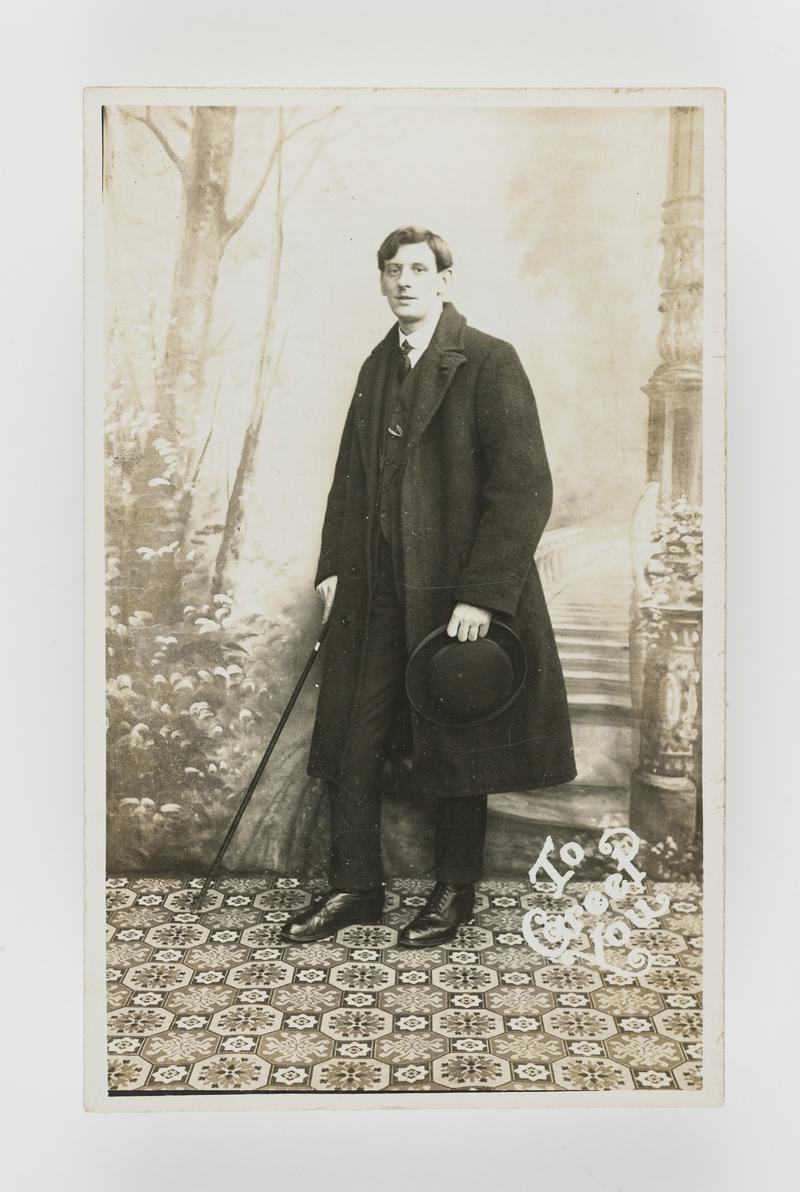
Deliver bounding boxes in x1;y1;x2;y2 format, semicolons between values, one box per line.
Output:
281;227;575;947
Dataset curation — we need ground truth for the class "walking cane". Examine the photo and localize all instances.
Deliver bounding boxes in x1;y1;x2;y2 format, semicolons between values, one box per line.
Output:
193;617;330;909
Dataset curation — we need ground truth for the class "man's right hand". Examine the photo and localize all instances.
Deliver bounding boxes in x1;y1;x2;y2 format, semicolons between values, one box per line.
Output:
316;575;338;624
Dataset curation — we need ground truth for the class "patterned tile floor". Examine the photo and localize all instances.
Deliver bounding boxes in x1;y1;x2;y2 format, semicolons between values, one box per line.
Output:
106;876;703;1096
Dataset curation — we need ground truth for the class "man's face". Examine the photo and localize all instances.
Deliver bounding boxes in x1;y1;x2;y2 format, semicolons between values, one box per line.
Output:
379;241;451;327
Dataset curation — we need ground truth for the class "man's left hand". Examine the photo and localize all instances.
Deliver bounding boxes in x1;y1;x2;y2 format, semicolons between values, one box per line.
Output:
447;602;492;642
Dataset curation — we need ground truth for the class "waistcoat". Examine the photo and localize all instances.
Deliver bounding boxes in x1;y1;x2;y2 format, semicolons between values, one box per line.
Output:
377;343;430;547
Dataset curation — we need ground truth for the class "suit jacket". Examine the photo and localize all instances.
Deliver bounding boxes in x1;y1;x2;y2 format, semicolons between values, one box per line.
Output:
308;301;575;798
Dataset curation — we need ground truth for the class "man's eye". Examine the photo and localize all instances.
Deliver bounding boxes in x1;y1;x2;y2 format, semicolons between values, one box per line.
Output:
412;265;428;272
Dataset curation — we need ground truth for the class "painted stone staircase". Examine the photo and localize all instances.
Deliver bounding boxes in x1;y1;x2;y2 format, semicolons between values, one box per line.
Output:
485;536;637;872
554;594;632;726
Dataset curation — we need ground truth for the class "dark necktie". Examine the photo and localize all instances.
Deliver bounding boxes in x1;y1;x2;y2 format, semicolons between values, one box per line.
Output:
397;338;412;382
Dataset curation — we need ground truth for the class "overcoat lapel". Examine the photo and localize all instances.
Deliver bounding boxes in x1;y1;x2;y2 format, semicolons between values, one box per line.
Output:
405;304;467;451
353;303;468;490
353;327;394;511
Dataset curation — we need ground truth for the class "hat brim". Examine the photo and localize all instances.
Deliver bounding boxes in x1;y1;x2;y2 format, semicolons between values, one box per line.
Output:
405;620;528;729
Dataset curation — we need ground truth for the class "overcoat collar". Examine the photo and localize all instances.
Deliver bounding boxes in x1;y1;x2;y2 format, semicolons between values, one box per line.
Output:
354;302;468;482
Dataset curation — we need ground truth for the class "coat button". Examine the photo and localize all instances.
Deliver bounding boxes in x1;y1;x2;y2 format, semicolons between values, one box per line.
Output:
341;615;350;627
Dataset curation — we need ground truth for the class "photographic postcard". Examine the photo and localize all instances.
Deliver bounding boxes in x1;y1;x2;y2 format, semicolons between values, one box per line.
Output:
84;86;725;1110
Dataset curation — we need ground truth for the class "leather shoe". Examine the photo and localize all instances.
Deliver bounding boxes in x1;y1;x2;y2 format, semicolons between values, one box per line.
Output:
398;882;476;948
279;887;384;944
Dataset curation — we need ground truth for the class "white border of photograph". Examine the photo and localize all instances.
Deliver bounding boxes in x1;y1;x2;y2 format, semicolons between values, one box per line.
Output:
84;84;726;1113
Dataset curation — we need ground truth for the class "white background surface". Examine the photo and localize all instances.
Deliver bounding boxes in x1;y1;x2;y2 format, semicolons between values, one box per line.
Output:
4;1;797;1187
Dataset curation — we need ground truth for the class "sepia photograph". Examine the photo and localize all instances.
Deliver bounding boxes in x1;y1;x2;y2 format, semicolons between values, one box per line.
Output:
84;87;725;1107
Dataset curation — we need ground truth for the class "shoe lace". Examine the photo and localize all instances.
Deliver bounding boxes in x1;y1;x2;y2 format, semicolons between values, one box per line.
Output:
428;884;452;914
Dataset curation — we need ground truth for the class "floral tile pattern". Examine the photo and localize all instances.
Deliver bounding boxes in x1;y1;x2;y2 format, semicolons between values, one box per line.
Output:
105;877;702;1096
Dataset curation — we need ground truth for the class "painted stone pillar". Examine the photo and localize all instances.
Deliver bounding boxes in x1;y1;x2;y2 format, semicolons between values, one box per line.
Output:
630;107;704;847
644;106;704;505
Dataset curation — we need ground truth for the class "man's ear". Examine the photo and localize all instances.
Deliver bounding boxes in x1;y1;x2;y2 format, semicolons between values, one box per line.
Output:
379;271;388;297
436;268;453;296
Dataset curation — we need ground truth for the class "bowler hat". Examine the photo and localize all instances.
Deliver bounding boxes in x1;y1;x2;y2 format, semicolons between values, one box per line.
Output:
405;621;527;729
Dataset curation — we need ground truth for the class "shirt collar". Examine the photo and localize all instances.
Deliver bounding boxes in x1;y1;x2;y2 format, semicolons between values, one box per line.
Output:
397;303;443;354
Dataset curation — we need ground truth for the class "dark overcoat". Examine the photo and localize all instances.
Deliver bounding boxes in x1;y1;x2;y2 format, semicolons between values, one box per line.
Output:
307;301;576;798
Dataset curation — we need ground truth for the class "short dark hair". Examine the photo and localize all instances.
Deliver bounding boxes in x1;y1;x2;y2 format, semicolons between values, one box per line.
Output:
377;226;453;273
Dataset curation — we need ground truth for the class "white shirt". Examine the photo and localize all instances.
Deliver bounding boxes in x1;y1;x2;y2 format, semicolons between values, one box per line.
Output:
397;303;443;368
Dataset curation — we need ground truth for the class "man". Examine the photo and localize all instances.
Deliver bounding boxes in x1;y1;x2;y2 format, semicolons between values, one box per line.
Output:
281;227;575;948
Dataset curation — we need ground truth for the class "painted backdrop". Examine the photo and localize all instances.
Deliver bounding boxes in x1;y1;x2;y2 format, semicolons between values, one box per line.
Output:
104;103;670;874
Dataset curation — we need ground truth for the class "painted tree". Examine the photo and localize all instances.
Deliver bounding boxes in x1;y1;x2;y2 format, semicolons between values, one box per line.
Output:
109;105;337;623
131;106;280;436
212;109;338;599
118;106;294;619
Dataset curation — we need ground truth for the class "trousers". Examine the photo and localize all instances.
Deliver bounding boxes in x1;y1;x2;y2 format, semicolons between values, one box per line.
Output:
328;537;488;891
